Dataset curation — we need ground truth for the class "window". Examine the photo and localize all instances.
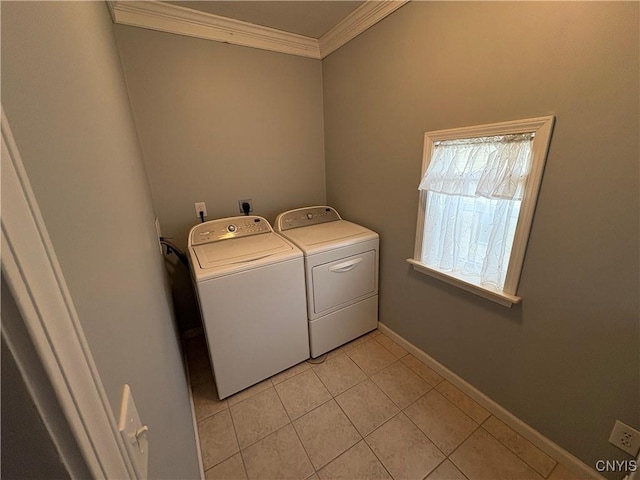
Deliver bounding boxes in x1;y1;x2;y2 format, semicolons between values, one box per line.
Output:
408;116;554;307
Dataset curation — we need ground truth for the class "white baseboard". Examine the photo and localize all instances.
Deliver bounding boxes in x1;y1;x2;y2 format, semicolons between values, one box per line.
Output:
182;339;206;480
378;322;605;480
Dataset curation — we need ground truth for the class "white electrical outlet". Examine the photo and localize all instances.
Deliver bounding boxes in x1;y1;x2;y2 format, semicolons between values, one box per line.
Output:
609;420;640;456
195;202;207;219
238;199;253;214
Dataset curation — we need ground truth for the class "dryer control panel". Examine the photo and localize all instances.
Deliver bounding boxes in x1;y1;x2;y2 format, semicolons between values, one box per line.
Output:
276;206;341;231
190;216;272;246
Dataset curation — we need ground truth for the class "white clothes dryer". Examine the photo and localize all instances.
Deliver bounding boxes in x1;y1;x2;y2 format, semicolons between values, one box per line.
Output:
274;206;379;357
188;216;309;399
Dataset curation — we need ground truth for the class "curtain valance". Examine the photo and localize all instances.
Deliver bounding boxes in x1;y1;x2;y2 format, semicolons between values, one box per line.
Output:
418;133;534;200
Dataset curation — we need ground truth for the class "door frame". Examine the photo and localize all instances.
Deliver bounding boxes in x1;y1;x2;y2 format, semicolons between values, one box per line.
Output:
1;108;136;479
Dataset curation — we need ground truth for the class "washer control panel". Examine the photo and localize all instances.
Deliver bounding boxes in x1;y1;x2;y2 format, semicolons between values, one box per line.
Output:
190;216;272;246
277;206;341;231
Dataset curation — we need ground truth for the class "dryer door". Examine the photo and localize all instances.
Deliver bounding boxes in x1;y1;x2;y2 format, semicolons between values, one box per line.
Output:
312;250;376;314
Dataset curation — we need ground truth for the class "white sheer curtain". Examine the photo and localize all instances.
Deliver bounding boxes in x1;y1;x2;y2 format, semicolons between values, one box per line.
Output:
418;134;534;290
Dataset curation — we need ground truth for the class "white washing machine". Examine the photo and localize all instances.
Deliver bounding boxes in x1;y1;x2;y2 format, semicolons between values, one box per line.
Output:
188;215;309;399
274;206;379;358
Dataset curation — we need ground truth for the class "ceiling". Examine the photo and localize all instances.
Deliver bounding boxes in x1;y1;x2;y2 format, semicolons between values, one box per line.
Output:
108;1;407;59
166;1;365;39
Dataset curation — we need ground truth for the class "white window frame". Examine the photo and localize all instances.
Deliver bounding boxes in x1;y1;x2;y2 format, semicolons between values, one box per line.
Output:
407;116;555;307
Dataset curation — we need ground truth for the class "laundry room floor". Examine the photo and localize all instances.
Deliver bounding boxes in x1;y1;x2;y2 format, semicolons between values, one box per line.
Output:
185;330;582;480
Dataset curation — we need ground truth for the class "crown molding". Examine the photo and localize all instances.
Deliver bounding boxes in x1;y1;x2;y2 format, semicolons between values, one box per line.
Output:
108;1;409;60
318;0;409;58
109;1;321;59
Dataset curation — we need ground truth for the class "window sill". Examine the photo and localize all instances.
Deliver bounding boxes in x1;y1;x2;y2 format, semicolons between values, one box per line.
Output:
406;259;521;308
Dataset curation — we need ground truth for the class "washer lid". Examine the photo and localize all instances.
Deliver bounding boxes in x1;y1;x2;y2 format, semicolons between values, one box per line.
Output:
281;220;377;254
193;232;293;269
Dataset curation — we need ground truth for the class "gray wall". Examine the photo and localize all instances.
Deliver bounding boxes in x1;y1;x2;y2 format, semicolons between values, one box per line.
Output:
1;2;200;478
113;25;326;249
323;1;639;473
113;24;326;331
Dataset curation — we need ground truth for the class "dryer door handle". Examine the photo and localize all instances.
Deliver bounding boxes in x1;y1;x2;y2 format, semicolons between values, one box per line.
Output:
329;258;363;273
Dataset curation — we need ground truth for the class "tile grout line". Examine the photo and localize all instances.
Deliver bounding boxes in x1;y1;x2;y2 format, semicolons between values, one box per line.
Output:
430;383;482;427
195;334;370;478
198;330;424;478
370;357;435;411
379;323;604;480
272;372;320;477
480;415;558;479
321;333;399;479
194;330;458;479
346;366;401;480
375;334;411;361
312;356;367;398
197;328;547;480
440;418;483;477
231;352;367;470
231;385;294;450
397;405;449;477
183;338;207;480
368;360;477;479
360;410;413;480
420;457;447;480
186;343;242;478
192;381;229;424
195;394;242;474
226;378;274;409
336;333;440;479
298;368;366;473
224;394;249;480
348;340;431;480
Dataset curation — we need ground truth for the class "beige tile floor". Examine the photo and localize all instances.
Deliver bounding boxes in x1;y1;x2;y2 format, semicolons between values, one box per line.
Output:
186;330;585;480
